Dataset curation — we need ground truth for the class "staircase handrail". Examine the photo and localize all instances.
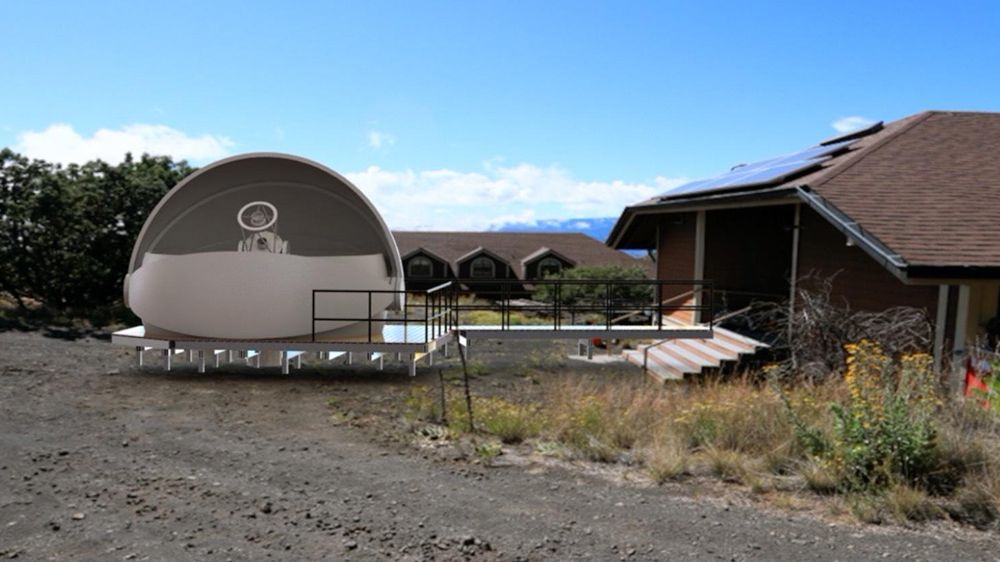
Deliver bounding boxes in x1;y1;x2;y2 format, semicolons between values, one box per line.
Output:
641;304;753;375
611;288;700;325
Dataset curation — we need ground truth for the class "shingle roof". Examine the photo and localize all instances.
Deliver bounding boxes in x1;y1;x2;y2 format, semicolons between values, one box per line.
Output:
611;110;1000;274
803;111;1000;268
392;231;649;279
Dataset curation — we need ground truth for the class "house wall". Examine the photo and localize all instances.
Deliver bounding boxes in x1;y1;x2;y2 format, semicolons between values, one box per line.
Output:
656;212;698;322
703;205;795;310
796;207;938;313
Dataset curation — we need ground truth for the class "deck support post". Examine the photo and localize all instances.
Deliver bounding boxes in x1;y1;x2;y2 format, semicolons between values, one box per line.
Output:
429;350;434;366
587;341;593;360
295;354;302;369
136;347;144;368
457;332;474;432
198;351;206;373
378;355;384;370
281;351;290;375
409;354;417;377
347;352;353;366
164;349;172;371
443;342;450;358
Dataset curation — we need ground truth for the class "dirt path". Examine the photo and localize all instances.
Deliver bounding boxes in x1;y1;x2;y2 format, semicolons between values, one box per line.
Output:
1;331;997;561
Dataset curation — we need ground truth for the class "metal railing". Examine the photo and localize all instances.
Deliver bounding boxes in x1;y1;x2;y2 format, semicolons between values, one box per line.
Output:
311;278;714;343
446;278;713;331
311;281;456;343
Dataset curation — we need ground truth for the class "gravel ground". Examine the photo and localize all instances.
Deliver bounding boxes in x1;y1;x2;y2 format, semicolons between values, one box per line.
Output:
1;329;998;561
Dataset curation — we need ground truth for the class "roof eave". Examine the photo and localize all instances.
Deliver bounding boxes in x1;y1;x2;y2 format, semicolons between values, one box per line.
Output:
606;186;799;249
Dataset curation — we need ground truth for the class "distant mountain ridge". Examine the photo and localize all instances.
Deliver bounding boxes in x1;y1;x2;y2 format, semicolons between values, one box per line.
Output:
492;217;618;242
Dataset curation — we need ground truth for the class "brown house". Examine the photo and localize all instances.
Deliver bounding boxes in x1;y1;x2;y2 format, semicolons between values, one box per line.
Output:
393;231;649;292
608;110;1000;368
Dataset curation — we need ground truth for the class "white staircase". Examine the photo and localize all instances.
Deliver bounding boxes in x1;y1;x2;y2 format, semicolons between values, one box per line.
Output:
623;326;769;382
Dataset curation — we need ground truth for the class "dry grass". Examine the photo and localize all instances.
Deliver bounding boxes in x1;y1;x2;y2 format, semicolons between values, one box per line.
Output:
402;368;1000;528
883;484;943;523
799;459;841;495
644;435;689;483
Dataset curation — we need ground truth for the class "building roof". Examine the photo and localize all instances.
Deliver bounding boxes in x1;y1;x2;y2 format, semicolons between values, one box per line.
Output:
608;110;1000;278
393;231;649;279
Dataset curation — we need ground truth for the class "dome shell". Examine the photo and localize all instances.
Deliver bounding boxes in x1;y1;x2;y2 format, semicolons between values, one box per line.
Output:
128;152;403;278
124;153;404;338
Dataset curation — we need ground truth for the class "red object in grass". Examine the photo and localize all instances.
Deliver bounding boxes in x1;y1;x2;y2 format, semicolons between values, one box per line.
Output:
964;358;990;409
591;337;605;348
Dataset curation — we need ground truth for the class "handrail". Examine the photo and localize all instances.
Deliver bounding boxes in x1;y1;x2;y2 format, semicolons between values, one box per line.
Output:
711;304;754;324
641;303;752;374
312;278;714;344
610;288;698;324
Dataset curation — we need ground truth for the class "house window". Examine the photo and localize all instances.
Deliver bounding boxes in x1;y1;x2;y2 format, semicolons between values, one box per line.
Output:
407;256;433;278
537;257;563;278
470;256;495;278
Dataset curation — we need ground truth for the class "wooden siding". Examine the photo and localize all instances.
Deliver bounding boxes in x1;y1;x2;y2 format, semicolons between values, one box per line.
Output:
796;207;938;313
703;205;795;310
656;212;698;322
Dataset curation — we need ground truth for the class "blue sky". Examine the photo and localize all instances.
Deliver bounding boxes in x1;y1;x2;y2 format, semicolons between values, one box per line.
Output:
3;1;1000;229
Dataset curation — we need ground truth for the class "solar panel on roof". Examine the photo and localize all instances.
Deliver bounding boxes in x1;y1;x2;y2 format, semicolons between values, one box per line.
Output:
661;140;854;199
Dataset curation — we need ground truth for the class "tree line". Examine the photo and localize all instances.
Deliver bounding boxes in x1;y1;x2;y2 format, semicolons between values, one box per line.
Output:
0;148;194;323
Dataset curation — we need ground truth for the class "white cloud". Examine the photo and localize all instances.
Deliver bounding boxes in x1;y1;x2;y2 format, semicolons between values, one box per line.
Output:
367;130;396;150
14;123;233;165
346;163;686;230
831;116;877;134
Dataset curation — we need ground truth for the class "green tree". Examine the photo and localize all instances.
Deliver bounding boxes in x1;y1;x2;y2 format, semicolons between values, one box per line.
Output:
532;264;653;309
0;149;194;322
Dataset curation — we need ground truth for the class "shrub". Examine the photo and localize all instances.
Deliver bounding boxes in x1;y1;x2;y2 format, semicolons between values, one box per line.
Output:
780;341;939;491
749;274;932;382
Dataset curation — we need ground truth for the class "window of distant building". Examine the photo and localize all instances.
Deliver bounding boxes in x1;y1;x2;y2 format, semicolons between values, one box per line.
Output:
470;256;495;278
408;256;433;278
537;257;563;278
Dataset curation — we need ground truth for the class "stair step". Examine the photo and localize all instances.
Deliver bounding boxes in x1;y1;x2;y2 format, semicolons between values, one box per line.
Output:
648;344;703;373
702;335;755;356
671;339;728;365
623;350;683;381
645;347;699;374
625;327;768;380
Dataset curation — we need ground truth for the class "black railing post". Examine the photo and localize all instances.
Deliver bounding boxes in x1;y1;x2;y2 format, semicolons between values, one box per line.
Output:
554;281;560;330
424;291;429;343
367;291;373;343
311;290;317;342
708;282;715;329
656;281;663;330
605;282;612;331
